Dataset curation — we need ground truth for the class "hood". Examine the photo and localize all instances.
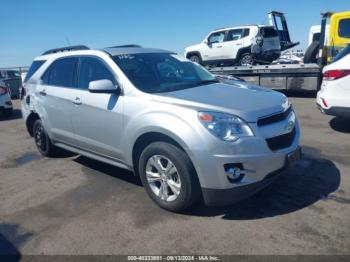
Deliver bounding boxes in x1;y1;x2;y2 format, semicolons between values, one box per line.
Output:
185;43;203;54
152;82;289;122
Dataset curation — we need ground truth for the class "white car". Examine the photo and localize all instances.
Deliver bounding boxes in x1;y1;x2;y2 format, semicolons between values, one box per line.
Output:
0;80;13;117
317;45;350;119
184;25;281;66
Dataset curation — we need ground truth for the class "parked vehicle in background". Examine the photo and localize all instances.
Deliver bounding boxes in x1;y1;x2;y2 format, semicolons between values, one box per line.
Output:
22;45;300;212
317;44;350;119
209;11;350;92
0;69;22;99
185;24;281;66
0;80;13;117
308;25;330;47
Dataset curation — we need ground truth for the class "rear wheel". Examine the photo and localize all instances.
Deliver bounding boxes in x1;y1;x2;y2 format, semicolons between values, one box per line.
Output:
138;142;201;212
33;119;60;157
239;53;254;66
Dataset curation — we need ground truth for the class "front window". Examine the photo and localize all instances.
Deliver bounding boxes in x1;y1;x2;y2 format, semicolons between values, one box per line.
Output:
208;31;226;44
112;53;218;93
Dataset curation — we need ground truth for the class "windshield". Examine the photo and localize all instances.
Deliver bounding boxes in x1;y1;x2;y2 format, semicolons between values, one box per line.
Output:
112;53;218;93
332;44;350;63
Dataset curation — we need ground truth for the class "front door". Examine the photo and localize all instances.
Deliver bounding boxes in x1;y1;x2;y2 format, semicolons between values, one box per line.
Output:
202;31;227;62
71;56;124;161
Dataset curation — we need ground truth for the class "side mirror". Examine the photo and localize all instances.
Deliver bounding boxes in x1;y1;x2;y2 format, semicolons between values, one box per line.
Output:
204;39;209;45
88;79;120;94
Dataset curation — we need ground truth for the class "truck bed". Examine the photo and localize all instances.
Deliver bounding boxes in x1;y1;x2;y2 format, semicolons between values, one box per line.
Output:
209;63;321;91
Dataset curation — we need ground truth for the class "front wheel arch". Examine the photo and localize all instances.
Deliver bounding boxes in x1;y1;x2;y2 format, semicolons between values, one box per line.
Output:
132;132;187;177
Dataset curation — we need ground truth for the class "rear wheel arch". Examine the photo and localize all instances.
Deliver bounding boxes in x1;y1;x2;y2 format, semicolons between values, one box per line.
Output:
26;112;40;137
236;46;252;61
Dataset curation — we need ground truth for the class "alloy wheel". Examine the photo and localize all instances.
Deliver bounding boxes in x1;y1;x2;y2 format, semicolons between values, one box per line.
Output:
145;155;181;202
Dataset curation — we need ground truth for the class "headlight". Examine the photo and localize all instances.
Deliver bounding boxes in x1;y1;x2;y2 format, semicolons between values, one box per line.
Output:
198;111;254;142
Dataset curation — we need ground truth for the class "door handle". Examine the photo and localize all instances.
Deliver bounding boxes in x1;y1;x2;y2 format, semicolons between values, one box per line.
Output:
72;97;82;105
217;45;223;48
39;90;47;96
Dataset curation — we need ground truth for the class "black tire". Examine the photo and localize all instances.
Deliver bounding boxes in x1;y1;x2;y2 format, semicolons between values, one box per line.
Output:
303;41;320;64
239;53;254;66
3;108;13;117
188;54;202;64
33;119;60;157
138;141;201;212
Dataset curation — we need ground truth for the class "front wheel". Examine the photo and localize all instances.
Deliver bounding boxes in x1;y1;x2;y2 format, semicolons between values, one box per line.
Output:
188;55;201;64
239;53;254;66
138;142;201;212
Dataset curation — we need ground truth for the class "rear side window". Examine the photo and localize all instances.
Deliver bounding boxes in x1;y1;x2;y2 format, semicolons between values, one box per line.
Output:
339;19;350;38
78;57;115;89
226;29;244;41
24;60;46;82
260;27;278;38
42;57;78;88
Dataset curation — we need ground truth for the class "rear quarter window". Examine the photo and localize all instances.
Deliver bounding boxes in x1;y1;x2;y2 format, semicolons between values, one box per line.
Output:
24;60;46;82
260;27;278;38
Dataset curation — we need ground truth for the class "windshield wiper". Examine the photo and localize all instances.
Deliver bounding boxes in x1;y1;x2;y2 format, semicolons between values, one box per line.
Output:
195;79;219;86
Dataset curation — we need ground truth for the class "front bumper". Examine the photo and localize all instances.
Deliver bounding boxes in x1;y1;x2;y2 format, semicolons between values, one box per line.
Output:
202;146;301;206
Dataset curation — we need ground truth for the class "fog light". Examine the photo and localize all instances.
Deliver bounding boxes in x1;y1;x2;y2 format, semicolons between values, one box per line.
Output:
224;164;245;183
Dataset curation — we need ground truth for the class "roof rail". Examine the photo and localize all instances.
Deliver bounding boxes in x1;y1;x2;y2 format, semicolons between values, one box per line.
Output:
42;45;90;55
107;44;142;48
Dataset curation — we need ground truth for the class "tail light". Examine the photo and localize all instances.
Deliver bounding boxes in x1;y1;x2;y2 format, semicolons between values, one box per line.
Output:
0;85;9;96
323;69;350;81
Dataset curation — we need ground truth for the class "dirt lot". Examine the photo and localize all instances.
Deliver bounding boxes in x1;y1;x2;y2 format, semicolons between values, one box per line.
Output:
0;97;349;256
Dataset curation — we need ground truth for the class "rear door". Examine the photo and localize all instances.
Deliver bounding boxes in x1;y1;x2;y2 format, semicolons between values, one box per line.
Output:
37;57;78;145
70;56;124;160
225;28;248;59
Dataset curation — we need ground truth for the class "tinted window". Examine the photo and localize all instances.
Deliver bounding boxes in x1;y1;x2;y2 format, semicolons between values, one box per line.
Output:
112;53;217;93
243;28;250;37
260;27;278;37
339;19;350;38
78;57;115;89
42;57;77;88
333;44;350;63
24;60;46;82
312;32;321;42
226;29;244;41
208;31;225;44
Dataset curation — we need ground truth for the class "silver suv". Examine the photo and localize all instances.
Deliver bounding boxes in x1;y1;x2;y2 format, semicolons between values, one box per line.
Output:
21;45;300;212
